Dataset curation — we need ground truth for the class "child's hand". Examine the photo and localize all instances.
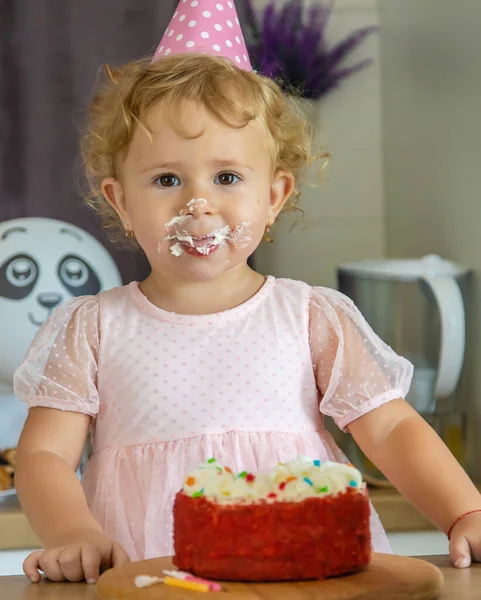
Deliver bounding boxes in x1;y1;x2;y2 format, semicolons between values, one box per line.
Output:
23;529;130;583
449;512;481;568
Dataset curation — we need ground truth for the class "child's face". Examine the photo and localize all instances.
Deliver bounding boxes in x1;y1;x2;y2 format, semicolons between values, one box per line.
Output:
102;100;293;282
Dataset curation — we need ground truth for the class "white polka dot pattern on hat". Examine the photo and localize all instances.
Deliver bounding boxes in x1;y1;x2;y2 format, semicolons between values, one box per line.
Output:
152;0;253;71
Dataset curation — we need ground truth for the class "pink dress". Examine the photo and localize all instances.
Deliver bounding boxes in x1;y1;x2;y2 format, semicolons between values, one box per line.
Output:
14;277;413;561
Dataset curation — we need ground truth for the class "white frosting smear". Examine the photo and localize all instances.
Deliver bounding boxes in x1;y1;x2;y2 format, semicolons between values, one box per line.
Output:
162;209;252;257
169;242;184;257
182;455;364;504
134;575;164;588
166;214;191;227
185;198;207;212
162;198;253;257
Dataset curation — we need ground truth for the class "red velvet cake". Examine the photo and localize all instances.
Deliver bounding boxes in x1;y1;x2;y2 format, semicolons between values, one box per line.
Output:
173;456;371;582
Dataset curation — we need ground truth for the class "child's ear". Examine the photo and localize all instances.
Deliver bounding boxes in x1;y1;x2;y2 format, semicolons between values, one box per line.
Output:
269;170;295;222
102;178;131;229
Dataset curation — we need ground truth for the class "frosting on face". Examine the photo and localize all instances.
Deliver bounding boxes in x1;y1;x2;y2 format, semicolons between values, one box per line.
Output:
162;199;252;257
182;455;364;504
184;198;207;213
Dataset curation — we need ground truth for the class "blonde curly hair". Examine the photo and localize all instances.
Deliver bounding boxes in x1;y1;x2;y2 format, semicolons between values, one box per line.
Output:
81;53;317;246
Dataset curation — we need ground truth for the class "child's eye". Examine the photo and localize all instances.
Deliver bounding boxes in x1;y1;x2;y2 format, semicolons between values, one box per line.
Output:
154;174;180;187
215;172;241;186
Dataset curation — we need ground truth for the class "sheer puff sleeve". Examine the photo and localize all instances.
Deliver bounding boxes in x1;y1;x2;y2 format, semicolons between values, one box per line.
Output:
309;287;413;432
13;296;100;417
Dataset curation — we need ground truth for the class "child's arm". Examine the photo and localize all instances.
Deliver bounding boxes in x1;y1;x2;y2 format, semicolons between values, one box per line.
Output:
349;398;481;566
16;407;100;545
16;407;129;582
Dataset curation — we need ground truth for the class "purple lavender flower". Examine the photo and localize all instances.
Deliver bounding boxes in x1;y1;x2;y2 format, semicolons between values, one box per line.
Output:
244;0;378;99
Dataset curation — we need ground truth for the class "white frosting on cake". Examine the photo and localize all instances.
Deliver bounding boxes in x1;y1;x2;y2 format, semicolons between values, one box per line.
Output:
182;455;364;504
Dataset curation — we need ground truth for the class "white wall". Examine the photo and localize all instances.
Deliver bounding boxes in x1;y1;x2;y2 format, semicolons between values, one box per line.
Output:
380;0;481;477
253;0;386;287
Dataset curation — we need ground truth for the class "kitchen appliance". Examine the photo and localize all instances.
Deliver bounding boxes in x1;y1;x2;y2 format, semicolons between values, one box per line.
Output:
337;255;470;478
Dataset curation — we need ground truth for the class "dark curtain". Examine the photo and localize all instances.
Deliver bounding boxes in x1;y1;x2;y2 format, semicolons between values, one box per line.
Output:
0;0;180;283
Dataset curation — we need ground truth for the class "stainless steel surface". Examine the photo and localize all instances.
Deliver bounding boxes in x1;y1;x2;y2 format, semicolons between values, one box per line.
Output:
337;262;471;481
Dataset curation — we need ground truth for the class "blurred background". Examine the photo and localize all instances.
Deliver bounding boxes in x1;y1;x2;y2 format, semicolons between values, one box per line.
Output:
1;0;481;568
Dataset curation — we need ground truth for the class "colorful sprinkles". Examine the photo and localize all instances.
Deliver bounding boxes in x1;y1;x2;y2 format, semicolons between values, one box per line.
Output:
185;457;361;502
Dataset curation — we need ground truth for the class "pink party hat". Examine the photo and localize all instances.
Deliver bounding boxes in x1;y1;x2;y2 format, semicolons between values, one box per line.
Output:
153;0;252;71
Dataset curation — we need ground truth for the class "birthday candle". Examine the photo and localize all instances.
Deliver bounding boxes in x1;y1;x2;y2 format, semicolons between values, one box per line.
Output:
164;576;210;592
163;570;222;592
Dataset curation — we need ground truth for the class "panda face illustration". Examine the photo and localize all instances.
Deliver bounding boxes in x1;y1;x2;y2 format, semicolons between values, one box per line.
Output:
0;218;122;386
2;250;101;324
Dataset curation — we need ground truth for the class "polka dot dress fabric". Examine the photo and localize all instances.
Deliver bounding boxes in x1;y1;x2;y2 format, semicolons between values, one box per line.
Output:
153;0;252;70
14;277;413;561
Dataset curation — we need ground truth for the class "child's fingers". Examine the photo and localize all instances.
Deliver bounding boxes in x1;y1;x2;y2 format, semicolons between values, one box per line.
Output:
81;545;102;584
23;551;43;583
111;542;131;568
467;539;481;563
450;535;472;568
57;546;85;582
37;549;65;582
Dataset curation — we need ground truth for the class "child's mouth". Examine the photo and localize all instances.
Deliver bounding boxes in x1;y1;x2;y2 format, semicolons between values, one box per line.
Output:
180;235;222;257
167;227;231;258
164;222;253;258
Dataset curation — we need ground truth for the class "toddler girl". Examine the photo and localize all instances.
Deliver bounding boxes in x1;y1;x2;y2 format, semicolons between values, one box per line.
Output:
14;0;481;585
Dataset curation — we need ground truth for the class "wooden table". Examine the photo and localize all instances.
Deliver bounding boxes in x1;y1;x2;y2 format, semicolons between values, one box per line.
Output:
0;556;479;599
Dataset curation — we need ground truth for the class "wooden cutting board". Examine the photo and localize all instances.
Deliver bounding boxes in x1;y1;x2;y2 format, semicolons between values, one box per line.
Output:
96;553;444;600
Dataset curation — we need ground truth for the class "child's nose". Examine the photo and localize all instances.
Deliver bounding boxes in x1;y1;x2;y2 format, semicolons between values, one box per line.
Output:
181;197;216;218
